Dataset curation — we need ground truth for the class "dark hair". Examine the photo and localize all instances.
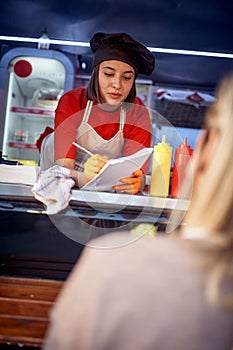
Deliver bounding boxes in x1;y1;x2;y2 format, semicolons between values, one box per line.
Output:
86;65;137;104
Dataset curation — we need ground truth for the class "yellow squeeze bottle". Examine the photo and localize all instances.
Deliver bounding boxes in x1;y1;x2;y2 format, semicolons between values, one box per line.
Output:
150;135;172;197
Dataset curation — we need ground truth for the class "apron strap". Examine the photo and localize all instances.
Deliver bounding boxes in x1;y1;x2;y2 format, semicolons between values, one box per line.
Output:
119;107;126;131
83;100;93;123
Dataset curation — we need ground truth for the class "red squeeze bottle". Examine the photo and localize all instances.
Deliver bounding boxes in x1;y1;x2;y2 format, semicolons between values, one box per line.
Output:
171;137;193;198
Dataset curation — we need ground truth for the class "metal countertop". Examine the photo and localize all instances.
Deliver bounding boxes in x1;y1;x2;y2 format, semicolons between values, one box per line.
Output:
0;183;189;230
0;183;189;211
0;182;190;232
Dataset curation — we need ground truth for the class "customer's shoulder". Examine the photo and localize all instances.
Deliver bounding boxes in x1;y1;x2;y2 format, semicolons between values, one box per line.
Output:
83;232;205;267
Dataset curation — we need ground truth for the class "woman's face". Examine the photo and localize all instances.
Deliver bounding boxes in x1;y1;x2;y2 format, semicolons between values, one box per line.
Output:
98;60;135;105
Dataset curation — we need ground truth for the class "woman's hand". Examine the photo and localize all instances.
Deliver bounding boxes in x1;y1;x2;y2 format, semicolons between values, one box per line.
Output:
112;169;145;195
84;154;108;184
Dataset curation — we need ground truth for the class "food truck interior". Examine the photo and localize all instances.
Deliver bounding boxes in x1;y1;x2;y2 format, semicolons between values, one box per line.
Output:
0;0;233;279
0;1;232;347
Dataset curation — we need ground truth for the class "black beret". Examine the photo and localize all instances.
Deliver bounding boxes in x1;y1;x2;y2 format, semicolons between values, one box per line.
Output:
90;32;155;76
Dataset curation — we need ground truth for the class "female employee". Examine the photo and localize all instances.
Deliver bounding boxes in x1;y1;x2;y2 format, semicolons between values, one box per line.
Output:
39;32;155;194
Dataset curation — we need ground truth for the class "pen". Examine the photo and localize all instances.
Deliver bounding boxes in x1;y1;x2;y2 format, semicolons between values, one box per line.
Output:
72;141;94;156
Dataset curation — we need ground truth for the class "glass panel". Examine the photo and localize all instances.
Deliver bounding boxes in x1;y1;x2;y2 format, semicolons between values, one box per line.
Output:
2;56;66;164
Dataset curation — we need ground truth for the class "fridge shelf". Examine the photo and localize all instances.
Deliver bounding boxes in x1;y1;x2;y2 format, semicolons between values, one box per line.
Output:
8;142;38;150
10;106;55;117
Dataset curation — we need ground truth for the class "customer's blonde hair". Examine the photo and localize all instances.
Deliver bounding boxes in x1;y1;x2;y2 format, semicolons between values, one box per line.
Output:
184;72;233;235
181;72;233;306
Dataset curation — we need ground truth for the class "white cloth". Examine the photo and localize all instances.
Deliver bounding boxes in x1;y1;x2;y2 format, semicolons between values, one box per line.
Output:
31;165;75;215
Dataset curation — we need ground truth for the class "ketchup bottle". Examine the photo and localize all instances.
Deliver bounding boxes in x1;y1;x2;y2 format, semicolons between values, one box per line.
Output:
171;137;193;198
150;135;172;197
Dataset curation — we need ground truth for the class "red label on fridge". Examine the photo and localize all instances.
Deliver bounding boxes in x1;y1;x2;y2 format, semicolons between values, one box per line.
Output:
11;106;55;116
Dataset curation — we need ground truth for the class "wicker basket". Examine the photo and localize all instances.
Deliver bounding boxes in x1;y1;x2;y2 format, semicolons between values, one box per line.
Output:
154;99;208;129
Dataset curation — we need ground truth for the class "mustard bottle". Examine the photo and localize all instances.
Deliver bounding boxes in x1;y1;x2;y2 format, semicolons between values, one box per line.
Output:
150;135;172;197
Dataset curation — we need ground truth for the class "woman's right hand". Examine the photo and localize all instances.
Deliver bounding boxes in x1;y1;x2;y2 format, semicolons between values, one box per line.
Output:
84;154;108;184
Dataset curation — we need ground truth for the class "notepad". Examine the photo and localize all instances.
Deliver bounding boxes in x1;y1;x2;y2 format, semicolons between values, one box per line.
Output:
0;164;40;186
81;148;153;192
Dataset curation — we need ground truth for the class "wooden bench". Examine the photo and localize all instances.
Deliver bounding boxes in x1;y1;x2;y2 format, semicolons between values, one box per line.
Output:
0;276;63;348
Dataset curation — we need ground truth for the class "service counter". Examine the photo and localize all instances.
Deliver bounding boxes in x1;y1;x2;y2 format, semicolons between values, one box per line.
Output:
0;183;189;280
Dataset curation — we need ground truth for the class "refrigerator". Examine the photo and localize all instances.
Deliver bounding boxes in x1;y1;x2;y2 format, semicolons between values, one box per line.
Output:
0;47;75;165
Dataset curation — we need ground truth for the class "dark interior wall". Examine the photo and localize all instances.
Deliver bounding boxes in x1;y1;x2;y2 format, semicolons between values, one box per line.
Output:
0;0;233;91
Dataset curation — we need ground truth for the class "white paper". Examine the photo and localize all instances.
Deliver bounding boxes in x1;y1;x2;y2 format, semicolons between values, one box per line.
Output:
0;164;40;185
81;148;153;192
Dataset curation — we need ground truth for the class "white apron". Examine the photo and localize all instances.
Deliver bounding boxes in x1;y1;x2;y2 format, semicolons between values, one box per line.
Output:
40;100;126;171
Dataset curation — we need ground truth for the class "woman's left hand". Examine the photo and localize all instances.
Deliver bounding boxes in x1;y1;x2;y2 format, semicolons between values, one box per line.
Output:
112;169;145;195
